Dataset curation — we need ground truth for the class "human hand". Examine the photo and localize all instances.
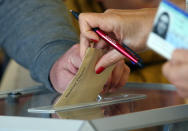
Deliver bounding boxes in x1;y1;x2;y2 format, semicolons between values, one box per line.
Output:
79;9;156;71
50;44;129;94
162;49;188;98
102;60;130;93
50;44;82;93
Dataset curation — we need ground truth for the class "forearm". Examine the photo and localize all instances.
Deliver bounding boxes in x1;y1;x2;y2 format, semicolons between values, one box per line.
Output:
0;0;78;91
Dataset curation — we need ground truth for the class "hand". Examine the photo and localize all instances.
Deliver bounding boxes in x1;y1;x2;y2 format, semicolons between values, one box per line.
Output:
50;44;82;93
50;44;129;94
102;60;130;93
79;9;156;71
162;49;188;98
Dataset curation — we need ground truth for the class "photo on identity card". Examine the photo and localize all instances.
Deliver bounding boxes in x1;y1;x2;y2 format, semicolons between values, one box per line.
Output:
147;0;188;59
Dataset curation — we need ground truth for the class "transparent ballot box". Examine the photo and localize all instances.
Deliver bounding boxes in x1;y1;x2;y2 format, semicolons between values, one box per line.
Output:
0;83;188;131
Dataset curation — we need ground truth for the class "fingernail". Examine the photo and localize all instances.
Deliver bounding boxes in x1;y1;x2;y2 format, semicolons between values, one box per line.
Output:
91;39;98;43
96;66;105;74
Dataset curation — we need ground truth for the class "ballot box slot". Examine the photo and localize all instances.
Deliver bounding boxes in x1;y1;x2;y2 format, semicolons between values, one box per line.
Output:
28;94;146;114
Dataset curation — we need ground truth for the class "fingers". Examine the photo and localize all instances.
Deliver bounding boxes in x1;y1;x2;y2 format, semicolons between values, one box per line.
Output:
110;63;130;92
102;74;112;94
118;64;130;87
94;39;107;49
50;44;82;94
163;60;188;86
105;9;129;15
54;70;75;93
50;64;75;93
79;9;155;59
162;61;188;98
79;13;101;59
162;62;173;83
109;61;124;92
79;13;100;59
79;13;115;34
95;49;125;72
80;35;90;59
66;44;82;74
80;36;107;60
70;51;82;71
79;13;100;40
79;12;119;58
103;61;130;93
162;62;180;85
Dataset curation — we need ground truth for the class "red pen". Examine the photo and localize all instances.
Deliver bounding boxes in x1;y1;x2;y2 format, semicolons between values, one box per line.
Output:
70;10;143;67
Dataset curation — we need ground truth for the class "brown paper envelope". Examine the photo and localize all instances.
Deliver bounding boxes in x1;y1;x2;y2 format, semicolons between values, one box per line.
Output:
54;48;114;108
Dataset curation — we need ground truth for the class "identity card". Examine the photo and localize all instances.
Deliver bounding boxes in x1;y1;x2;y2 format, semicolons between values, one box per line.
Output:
147;0;188;59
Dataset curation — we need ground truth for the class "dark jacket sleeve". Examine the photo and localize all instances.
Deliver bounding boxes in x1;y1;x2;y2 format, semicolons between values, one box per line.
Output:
0;0;78;91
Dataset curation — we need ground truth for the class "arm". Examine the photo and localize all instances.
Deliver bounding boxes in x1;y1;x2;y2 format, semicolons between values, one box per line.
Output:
79;0;185;71
0;0;78;91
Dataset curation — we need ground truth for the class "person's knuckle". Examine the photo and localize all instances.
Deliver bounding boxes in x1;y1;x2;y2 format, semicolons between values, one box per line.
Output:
80;13;92;23
105;55;115;65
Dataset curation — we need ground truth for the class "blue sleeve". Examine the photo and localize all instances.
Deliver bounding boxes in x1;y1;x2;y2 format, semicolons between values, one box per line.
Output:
0;0;78;91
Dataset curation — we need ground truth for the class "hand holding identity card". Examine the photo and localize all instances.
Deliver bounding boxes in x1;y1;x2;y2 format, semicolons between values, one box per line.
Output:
147;0;188;59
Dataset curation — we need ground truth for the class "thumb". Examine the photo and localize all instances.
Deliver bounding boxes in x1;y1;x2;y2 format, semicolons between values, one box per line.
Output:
95;49;125;71
67;44;82;74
